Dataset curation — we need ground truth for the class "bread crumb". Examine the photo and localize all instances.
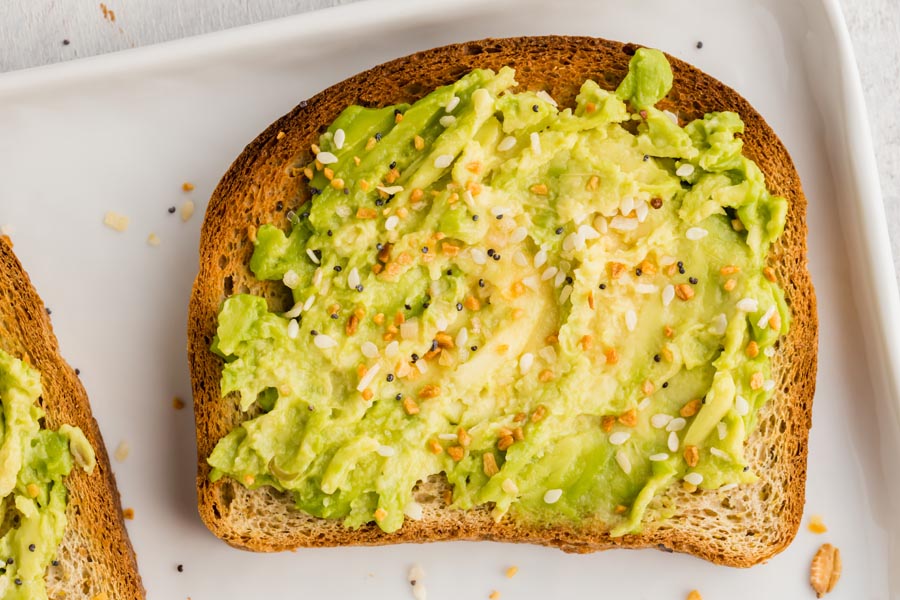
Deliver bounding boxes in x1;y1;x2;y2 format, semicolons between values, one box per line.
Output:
276;130;286;140
687;591;702;600
505;566;518;578
122;508;135;520
114;441;130;462
172;396;186;410
147;233;161;246
808;514;828;534
182;182;195;192
489;592;501;600
180;200;195;222
103;211;129;232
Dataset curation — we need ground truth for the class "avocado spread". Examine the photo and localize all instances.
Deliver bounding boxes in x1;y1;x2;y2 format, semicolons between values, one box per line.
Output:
0;349;95;598
209;48;789;536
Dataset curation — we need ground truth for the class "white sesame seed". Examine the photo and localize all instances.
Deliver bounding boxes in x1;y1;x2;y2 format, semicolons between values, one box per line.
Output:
651;414;673;429
313;267;324;287
376;185;404;195
562;232;577;252
438;433;458;440
635;201;649;223
625;309;637;332
404;501;424;520
530;132;541;155
510;226;528;244
635;283;658;294
559;285;573;304
596;217;608;233
554;270;566;287
114;441;130;462
668;431;679;452
400;319;419;340
470;248;487;265
498;136;517;151
333;129;345;150
610;216;639;231
763;379;776;392
719;483;739;491
757;305;777;328
434;154;454;169
710;447;730;460
435;317;449;331
439;115;456;127
303;295;315;312
314;333;337;349
361;341;379;358
336;205;351;218
306;248;320;264
356;363;381;392
455;327;468;348
514;353;534;376
717;421;727;440
533;249;548;269
283;301;304;319
609;431;631;446
316;151;338;164
736;298;759;312
385;215;400;231
282;270;301;289
662;284;675;307
445;95;460;112
620;196;634;215
666;417;686;432
578;224;600;240
287;319;300;339
376;444;395;457
347;267;360;289
541;266;558;281
538;345;557;364
663;109;679;124
385;340;399;358
709;313;728;335
734;395;750;416
684;472;704;486
649;453;669;462
513;251;528;267
686;227;708;240
522;275;539;290
676;163;695;177
415;359;428;374
502;478;519;495
764;346;776;357
615;450;632;474
659;255;676;266
638;398;651;411
536;90;558;107
543;488;563;504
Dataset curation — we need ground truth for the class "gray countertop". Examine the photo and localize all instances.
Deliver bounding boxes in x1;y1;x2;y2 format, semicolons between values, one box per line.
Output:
2;0;897;275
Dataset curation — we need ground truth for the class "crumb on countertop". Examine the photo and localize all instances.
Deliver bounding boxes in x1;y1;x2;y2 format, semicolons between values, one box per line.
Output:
808;514;828;534
505;566;518;578
103;211;129;232
122;508;135;520
114;441;130;462
687;591;703;600
276;130;286;140
182;182;195;192
181;200;195;222
173;396;186;410
489;592;500;600
147;232;161;247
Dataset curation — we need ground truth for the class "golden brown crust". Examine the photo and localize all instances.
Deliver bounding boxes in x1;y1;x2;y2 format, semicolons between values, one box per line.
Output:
189;36;817;567
0;238;145;598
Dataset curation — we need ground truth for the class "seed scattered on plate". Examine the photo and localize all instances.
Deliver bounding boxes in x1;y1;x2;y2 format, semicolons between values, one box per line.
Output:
180;200;195;222
146;233;161;246
103;211;129;232
114;441;130;462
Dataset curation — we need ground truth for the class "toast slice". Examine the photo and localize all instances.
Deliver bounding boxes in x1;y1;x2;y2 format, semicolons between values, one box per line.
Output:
189;36;817;567
0;237;144;598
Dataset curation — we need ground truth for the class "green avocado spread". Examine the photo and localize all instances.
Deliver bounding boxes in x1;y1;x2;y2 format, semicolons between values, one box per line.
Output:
0;349;95;598
208;48;789;536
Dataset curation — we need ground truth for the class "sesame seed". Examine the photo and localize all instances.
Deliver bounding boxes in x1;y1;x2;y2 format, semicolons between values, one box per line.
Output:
710;447;730;460
439;115;457;127
347;267;360;289
736;298;759;312
446;95;460;112
306;248;321;264
676;163;695;177
530;132;541;155
651;414;672;429
287;319;300;339
662;284;675;306
615;450;632;474
667;431;679;452
543;488;563;504
316;151;338;164
757;305;777;328
434;154;454;168
684;472;704;486
666;417;686;432
686;227;708;240
625;310;637;332
734;395;750;416
649;453;669;462
498;136;517;151
333;128;345;150
314;333;337;349
377;445;395;457
609;431;631;446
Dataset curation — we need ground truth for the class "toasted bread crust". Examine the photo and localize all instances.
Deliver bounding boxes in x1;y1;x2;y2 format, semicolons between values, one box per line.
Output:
0;237;144;598
189;36;817;567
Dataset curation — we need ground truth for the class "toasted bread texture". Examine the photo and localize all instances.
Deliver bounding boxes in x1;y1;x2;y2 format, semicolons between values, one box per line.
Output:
0;237;144;599
189;36;817;567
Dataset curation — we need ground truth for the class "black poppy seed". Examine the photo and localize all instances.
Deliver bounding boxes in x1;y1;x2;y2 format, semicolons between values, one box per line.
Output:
177;564;184;573
653;354;661;362
167;206;176;214
599;283;607;290
743;466;750;472
310;187;321;195
376;243;384;250
635;268;643;276
389;161;397;169
298;100;308;108
676;261;684;268
310;330;318;336
689;277;698;284
487;248;495;257
555;227;564;235
478;279;485;288
375;198;384;206
565;276;573;285
327;230;333;238
14;578;21;586
356;284;364;292
330;313;338;319
423;302;430;309
446;269;453;276
313;249;322;259
386;374;395;382
470;345;478;352
0;568;5;575
492;254;500;261
472;214;479;221
421;246;429;254
333;265;342;272
679;267;686;274
532;104;539;112
62;39;70;45
276;201;284;211
696;41;704;49
643;155;649;162
496;214;503;220
662;382;669;388
6;558;13;565
385;197;392;204
343;188;349;195
374;132;382;141
52;560;59;567
431;339;439;352
301;211;310;219
46;307;52;315
456;303;464;311
396;393;403;400
75;368;80;375
411;353;419;362
28;544;35;552
394;108;402;116
405;304;411;310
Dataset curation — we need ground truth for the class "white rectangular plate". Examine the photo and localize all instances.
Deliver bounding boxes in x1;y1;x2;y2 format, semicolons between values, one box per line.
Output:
1;0;898;598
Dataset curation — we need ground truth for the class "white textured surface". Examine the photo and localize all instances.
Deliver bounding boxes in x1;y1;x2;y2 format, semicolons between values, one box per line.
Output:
1;0;896;278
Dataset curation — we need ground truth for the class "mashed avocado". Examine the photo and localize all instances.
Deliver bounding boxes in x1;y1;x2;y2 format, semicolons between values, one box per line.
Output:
208;48;789;536
0;349;95;599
